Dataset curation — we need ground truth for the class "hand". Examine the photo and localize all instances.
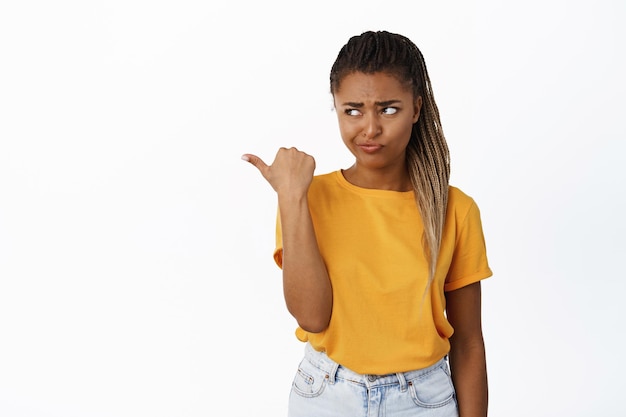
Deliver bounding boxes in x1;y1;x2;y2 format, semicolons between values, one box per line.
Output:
242;147;316;196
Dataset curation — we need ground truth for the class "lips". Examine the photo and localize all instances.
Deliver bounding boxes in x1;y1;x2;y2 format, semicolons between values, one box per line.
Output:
357;143;383;154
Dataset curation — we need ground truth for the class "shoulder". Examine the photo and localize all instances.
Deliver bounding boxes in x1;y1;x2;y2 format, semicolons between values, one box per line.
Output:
448;186;476;211
311;170;338;184
309;171;342;194
447;186;483;225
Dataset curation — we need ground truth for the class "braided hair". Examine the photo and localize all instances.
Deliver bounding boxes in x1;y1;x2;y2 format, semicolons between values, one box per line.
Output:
330;31;450;290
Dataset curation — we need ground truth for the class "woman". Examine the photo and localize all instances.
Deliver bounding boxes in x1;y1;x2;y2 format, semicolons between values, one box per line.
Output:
242;30;492;417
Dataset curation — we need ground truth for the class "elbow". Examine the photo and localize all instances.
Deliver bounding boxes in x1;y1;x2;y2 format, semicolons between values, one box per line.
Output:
449;335;486;367
297;317;330;334
291;308;331;333
286;294;332;334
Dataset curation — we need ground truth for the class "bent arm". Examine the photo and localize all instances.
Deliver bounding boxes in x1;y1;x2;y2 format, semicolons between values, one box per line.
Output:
278;193;332;333
242;148;332;333
446;281;488;417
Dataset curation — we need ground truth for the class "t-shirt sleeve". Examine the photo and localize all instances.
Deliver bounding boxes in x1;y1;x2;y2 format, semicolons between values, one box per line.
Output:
444;200;493;292
273;208;283;269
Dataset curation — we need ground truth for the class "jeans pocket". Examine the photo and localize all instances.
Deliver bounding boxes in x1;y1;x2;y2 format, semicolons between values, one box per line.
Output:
291;359;327;398
408;364;456;408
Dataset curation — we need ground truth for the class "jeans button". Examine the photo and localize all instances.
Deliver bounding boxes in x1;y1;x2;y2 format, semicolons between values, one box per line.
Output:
367;375;376;382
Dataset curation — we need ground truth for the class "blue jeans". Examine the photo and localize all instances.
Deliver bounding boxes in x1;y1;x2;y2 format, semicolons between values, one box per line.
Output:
288;343;458;417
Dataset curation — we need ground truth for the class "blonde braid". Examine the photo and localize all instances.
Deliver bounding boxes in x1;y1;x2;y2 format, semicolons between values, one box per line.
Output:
407;104;449;290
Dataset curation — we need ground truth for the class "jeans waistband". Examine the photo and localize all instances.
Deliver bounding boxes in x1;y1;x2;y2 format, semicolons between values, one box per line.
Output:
303;343;448;390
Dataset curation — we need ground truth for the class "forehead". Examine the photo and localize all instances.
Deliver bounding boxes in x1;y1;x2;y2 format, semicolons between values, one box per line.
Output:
333;72;413;102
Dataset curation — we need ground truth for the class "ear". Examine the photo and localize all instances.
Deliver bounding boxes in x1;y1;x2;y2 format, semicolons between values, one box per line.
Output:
412;96;423;123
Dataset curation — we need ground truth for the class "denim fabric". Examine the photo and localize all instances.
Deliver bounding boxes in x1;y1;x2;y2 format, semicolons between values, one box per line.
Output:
288;343;458;417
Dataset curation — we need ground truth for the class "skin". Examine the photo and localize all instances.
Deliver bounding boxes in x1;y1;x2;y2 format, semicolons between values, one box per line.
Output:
243;71;488;417
447;282;489;417
333;72;421;192
242;147;332;333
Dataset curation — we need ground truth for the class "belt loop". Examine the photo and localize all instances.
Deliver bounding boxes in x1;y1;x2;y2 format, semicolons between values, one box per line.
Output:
327;362;339;384
396;372;408;392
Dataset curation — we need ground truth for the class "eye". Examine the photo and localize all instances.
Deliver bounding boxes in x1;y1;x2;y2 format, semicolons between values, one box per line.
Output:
345;109;362;116
382;107;398;115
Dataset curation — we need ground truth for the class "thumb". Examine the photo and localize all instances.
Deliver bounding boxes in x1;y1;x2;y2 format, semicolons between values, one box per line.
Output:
241;153;269;175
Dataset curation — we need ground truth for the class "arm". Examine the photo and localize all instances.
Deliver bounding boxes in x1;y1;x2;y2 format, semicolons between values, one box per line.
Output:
445;281;488;417
242;148;332;333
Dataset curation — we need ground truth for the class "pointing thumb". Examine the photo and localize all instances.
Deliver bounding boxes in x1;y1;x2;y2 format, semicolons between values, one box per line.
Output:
241;153;269;175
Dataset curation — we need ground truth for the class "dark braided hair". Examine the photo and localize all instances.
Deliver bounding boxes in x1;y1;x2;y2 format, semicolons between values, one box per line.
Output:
330;31;450;289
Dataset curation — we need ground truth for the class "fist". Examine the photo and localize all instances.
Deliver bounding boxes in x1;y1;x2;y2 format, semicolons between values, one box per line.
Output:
242;147;315;196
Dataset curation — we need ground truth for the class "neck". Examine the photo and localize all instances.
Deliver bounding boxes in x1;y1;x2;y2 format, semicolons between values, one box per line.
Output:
342;164;413;192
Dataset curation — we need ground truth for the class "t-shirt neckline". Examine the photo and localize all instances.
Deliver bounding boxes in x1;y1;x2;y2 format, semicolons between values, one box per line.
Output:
334;170;415;199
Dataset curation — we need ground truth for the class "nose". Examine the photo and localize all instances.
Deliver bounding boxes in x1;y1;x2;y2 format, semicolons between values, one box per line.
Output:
362;113;382;139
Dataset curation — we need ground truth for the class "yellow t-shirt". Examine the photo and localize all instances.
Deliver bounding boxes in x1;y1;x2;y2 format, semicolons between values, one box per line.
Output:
273;171;492;375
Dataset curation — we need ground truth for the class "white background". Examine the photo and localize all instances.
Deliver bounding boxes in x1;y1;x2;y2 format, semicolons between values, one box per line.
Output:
1;1;625;416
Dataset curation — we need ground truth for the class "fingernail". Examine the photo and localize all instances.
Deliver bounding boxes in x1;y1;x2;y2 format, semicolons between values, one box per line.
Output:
241;155;250;162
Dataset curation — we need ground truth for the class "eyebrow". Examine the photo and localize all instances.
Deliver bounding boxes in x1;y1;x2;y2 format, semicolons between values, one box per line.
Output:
341;100;402;108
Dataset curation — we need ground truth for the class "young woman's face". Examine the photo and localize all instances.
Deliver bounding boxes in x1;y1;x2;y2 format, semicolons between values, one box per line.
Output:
333;71;421;172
